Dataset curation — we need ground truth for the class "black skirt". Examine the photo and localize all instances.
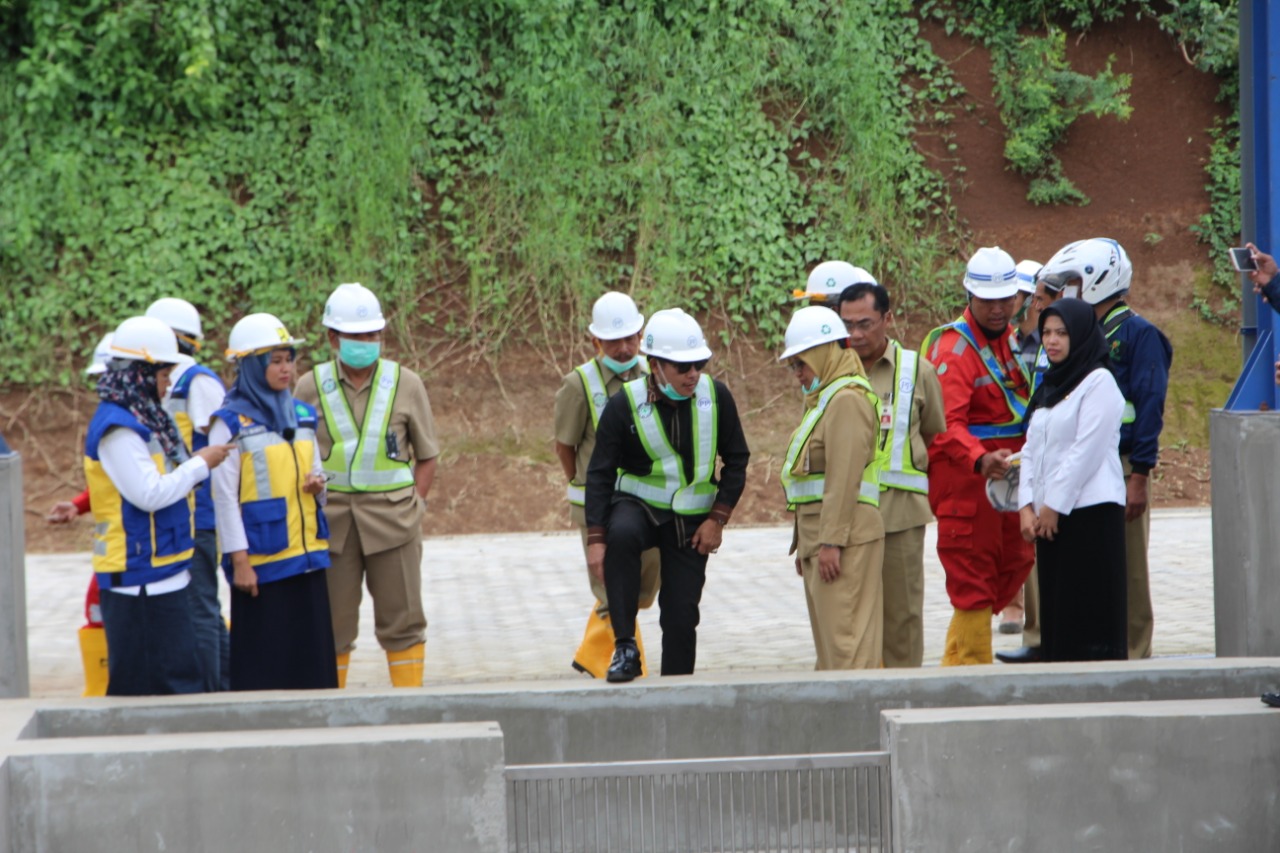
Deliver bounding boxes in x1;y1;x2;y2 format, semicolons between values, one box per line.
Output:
1037;502;1128;662
230;569;338;691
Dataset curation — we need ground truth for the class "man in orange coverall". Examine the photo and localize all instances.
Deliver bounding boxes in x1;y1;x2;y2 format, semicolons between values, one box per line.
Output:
922;247;1036;665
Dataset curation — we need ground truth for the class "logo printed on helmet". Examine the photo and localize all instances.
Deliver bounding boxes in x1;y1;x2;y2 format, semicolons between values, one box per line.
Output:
612;317;623;328
645;334;654;348
276;327;290;343
820;324;831;334
357;306;369;318
826;277;836;288
686;335;697;347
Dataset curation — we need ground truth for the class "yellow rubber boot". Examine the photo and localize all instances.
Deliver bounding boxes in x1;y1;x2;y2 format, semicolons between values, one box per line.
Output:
336;652;351;689
78;626;109;697
572;604;616;678
387;643;425;688
573;604;649;679
940;607;994;666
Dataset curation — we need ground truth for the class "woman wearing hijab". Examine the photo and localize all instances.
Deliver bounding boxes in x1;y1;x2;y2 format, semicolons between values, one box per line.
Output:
1017;298;1127;661
208;313;338;690
778;306;886;670
84;317;232;695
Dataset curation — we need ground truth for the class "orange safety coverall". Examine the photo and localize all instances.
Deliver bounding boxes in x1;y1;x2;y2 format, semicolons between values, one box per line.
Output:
925;307;1035;613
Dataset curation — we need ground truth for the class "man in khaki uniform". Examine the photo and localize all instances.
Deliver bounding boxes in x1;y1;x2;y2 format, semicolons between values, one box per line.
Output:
295;283;439;688
779;305;885;670
553;292;660;678
836;279;944;667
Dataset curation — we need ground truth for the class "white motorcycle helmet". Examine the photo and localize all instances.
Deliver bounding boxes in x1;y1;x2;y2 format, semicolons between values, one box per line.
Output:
985;452;1023;513
1039;238;1132;305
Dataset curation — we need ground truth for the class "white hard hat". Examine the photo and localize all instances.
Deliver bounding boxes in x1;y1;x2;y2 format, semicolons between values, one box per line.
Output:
109;317;183;365
1039;238;1132;305
779;306;850;361
226;313;305;362
86;333;115;375
145;297;203;339
323;283;386;334
985;453;1023;512
640;308;713;362
963;247;1020;299
797;261;878;301
588;292;645;340
1015;260;1042;295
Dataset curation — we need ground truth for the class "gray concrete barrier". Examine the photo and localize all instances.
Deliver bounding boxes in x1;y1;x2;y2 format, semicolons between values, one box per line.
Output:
882;698;1280;852
1211;409;1280;656
0;431;29;699
21;658;1280;763
3;720;506;853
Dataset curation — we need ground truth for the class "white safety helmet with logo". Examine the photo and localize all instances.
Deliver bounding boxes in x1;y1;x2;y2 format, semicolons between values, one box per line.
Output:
323;283;386;334
779;305;850;361
963;247;1021;299
1015;259;1042;295
86;333;115;375
640;308;713;362
796;260;878;301
588;292;645;340
225;313;305;362
985;452;1023;512
1039;238;1132;305
145;297;203;341
109;317;183;365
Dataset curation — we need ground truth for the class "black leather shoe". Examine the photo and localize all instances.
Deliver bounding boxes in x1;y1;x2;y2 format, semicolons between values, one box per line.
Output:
995;645;1043;664
1262;692;1280;708
606;642;641;683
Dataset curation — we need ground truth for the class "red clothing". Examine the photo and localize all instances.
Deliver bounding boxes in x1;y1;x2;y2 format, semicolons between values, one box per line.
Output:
72;488;90;515
925;307;1034;611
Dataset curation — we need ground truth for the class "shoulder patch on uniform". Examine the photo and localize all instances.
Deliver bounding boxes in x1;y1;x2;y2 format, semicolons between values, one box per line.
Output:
937;363;948;375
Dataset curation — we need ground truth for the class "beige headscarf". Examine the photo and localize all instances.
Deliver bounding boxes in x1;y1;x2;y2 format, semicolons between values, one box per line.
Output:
797;340;866;410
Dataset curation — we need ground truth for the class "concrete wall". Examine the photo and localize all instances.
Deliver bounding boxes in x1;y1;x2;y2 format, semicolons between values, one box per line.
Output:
882;698;1280;853
25;658;1280;764
0;446;29;699
1210;409;1280;656
4;721;506;853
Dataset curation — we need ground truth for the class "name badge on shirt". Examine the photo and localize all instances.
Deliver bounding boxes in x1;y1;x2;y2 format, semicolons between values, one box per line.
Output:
879;403;893;431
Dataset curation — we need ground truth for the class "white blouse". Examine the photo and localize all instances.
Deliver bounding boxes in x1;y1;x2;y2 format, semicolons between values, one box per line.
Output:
1018;367;1126;515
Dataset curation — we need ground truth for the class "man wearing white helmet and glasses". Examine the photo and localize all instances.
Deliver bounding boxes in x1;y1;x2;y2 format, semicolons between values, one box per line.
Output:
585;308;751;683
922;247;1036;665
295;283;440;688
145;297;230;691
554;292;661;678
83;316;233;694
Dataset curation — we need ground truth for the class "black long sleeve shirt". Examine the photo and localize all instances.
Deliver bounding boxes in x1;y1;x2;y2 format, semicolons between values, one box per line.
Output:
584;376;750;536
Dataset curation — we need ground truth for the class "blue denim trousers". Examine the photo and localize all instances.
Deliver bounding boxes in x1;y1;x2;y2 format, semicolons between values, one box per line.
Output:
100;581;204;696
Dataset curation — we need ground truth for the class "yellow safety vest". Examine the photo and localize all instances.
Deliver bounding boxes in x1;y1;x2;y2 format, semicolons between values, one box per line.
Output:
781;376;881;510
315;360;416;493
615;375;719;514
878;342;929;494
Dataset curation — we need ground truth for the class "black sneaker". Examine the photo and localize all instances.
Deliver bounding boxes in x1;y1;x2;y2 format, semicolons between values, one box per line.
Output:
606;642;641;683
1262;692;1280;708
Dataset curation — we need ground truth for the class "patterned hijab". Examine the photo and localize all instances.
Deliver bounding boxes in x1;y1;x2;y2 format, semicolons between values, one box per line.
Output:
97;360;188;464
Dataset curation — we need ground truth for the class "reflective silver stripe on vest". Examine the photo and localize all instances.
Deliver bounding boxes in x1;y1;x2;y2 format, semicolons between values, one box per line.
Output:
315;361;358;489
884;347;929;494
576;360;609;428
238;430;284;499
780;377;857;506
616;375;716;512
316;361;415;491
566;483;585;504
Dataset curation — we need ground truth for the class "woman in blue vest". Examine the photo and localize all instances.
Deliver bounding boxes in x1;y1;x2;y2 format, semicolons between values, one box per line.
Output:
84;316;233;695
208;313;338;690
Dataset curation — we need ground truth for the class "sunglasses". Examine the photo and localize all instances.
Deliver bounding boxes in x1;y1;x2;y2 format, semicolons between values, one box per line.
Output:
664;359;708;374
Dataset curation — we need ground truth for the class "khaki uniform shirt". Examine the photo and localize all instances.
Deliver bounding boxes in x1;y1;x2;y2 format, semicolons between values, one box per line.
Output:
553;357;645;524
791;387;885;553
867;341;945;533
295;362;440;556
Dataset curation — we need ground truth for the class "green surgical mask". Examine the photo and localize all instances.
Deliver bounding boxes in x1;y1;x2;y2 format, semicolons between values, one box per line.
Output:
339;338;381;369
656;362;691;401
802;376;821;394
601;354;639;374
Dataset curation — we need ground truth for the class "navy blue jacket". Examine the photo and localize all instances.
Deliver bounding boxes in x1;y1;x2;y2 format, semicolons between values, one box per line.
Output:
1105;304;1172;475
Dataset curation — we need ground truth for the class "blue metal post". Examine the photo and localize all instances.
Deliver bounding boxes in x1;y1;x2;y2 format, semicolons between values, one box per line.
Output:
1226;0;1280;410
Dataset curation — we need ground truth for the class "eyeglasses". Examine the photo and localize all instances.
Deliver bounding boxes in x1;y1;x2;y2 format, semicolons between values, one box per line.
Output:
842;318;879;333
666;359;708;374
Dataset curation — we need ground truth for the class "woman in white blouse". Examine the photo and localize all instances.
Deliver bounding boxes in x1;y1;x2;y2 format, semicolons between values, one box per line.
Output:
1018;298;1127;661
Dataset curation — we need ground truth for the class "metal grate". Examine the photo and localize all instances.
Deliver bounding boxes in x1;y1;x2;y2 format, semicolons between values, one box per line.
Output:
506;752;891;852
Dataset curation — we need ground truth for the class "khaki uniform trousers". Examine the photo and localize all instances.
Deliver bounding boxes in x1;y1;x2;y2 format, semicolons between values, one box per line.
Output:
328;520;427;655
881;526;926;668
571;504;660;614
798;515;884;671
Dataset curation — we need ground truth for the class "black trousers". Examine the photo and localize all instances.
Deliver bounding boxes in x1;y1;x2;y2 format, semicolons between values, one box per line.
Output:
1038;502;1128;662
604;499;708;676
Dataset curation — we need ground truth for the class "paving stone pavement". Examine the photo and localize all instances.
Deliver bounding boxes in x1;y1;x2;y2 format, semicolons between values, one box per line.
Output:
22;507;1212;696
